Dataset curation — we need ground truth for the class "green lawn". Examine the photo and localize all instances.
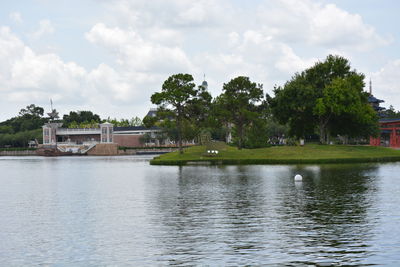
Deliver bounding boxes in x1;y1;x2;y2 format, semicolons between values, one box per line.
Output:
150;144;400;165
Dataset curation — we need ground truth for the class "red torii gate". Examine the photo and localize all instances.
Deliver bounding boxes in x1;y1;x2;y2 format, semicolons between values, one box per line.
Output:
370;119;400;148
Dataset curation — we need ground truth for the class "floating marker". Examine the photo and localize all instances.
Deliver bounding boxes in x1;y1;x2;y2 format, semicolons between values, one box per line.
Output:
294;174;303;181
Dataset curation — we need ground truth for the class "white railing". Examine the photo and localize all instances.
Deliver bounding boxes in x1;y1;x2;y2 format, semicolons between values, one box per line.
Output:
57;141;99;146
57;128;101;135
81;143;97;154
56;142;98;154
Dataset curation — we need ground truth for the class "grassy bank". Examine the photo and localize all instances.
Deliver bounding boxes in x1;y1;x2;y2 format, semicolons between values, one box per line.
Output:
150;144;400;165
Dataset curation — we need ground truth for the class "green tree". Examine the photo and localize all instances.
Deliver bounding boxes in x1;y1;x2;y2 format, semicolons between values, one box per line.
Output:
383;105;400;119
219;76;264;149
243;99;277;148
150;73;198;154
130;116;143;126
0;125;14;134
270;73;318;139
0;104;46;133
314;76;378;142
19;104;44;117
209;95;234;143
271;55;377;144
63;111;101;127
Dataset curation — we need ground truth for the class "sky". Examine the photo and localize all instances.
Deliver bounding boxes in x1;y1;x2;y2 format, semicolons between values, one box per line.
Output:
0;0;399;121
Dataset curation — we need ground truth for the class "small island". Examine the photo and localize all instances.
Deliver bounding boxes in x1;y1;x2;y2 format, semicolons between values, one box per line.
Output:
151;143;400;165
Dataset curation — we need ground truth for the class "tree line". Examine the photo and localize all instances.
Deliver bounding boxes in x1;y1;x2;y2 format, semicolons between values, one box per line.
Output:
146;55;383;153
0;55;392;149
0;106;143;147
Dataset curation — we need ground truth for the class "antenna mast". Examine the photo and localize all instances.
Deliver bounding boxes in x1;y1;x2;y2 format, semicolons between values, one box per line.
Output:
369;79;372;95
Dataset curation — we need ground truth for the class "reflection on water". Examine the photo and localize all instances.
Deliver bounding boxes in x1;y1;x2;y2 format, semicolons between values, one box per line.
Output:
0;156;399;266
277;165;379;265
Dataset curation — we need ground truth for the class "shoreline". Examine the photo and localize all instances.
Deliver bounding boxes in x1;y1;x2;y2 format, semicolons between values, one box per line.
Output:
0;150;37;156
0;148;175;157
150;144;400;166
150;156;400;165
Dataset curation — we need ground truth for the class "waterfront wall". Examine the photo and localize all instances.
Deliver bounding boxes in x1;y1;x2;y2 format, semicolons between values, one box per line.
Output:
0;147;176;156
0;150;37;156
87;143;119;156
118;148;178;155
113;135;142;147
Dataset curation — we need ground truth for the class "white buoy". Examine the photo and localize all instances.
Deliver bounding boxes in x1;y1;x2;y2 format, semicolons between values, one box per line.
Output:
294;174;303;181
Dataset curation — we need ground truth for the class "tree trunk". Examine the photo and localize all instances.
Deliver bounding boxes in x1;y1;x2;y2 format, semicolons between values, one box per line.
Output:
319;117;331;145
326;128;330;144
319;123;326;144
225;122;232;144
238;123;244;150
319;114;332;145
177;115;183;154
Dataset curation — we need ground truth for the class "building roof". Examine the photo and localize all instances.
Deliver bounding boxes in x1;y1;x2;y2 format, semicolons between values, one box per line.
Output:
201;80;208;89
379;118;400;123
113;126;160;132
145;108;158;118
368;95;384;104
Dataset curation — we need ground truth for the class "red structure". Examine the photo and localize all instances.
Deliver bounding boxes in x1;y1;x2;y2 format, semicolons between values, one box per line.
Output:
370;119;400;148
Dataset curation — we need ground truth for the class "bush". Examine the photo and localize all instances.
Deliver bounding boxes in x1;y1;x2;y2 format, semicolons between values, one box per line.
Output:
0;129;42;148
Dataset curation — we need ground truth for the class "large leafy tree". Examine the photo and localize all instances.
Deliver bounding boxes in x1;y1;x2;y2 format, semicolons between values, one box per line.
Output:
0;104;46;147
0;104;46;133
105;116;143;127
271;55;377;144
209;95;233;143
150;73;199;154
18;104;44;117
269;74;316;138
186;83;213;129
62;111;101;127
314;75;378;142
220;76;264;149
382;105;400;119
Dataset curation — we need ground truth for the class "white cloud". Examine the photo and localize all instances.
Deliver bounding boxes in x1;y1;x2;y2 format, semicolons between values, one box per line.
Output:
256;0;390;51
0;26;86;104
372;60;400;109
31;19;55;39
105;0;234;28
0;25;179;120
0;0;396;120
92;0;389;93
9;12;23;24
0;26;152;119
85;23;193;73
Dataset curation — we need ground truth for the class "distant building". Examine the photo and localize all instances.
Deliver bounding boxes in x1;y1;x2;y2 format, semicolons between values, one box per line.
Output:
113;126;164;147
145;108;158;118
370;119;400;148
42;122;167;148
367;80;385;114
40;108;182;155
42;122;114;145
368;81;400;148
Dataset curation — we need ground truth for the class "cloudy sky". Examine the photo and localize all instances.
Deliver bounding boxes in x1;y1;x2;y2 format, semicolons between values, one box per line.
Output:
0;0;399;121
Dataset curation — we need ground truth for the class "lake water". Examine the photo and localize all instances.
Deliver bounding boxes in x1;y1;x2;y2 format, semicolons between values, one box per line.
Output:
0;156;399;266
